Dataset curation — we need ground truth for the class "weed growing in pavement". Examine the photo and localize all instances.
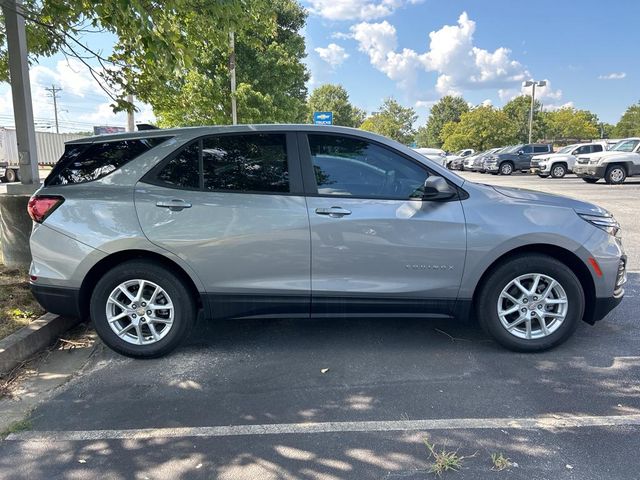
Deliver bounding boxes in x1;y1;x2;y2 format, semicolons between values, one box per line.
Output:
424;436;475;476
0;418;31;440
490;452;513;471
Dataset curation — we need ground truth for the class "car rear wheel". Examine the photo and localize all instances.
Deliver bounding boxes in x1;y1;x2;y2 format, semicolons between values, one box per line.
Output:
551;164;567;178
604;165;626;185
5;168;17;183
499;162;514;175
477;254;584;352
90;260;196;358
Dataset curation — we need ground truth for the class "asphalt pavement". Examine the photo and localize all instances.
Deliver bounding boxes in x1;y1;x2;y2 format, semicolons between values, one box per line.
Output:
1;172;639;479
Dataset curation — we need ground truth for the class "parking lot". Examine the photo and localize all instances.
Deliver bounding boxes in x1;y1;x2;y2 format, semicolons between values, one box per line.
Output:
1;172;640;479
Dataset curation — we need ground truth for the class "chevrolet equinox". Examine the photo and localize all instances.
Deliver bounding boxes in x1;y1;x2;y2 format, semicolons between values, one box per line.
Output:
27;125;626;357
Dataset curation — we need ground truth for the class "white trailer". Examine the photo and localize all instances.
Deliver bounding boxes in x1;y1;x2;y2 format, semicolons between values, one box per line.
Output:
0;127;88;182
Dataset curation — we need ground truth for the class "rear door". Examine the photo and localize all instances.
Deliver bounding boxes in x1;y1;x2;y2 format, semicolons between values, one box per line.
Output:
299;132;466;317
134;132;311;319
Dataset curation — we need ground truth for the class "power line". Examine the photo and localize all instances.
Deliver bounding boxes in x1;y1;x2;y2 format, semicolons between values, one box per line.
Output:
44;84;62;133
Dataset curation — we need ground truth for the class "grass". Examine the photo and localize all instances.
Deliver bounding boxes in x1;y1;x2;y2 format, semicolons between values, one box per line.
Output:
0;417;31;440
490;452;513;471
0;265;44;340
424;437;473;476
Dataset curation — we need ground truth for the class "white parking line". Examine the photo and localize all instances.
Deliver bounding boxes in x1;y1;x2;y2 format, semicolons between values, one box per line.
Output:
8;414;640;442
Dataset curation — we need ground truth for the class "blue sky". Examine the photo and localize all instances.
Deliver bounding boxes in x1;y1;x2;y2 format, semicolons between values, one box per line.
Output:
0;0;637;131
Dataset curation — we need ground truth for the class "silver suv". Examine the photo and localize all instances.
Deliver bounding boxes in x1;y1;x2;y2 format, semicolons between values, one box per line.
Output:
27;125;626;357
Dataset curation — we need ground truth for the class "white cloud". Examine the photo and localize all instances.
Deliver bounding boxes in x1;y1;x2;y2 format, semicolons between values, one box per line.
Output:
543;101;574;111
598;72;626;80
331;32;353;40
306;0;422;21
350;12;537;100
481;98;492;107
415;100;436;109
0;58;154;132
497;79;563;104
315;43;350;67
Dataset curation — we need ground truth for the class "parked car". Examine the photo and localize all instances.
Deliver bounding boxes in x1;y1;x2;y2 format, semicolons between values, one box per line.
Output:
531;142;606;178
445;148;475;169
485;143;553;175
464;148;501;172
573;138;640;184
414;147;447;167
28;125;626;357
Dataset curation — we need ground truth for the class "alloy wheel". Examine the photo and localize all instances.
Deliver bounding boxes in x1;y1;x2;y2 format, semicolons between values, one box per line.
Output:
497;273;568;340
106;279;174;345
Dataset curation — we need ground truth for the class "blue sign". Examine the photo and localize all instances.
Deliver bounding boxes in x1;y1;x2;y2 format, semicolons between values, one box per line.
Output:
313;111;333;125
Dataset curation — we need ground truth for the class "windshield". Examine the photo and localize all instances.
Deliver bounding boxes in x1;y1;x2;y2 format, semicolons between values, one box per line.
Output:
611;139;640;152
557;145;576;154
505;144;523;153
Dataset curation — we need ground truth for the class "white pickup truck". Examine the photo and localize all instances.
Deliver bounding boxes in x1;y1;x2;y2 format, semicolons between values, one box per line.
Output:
530;142;606;178
573;138;640;184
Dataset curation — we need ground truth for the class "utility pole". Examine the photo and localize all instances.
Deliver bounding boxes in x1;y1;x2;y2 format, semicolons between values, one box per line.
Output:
126;93;135;132
229;31;237;125
45;85;62;133
2;0;39;187
523;80;546;143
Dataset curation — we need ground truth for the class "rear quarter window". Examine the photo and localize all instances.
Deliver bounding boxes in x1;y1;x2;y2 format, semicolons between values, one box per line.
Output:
45;137;170;186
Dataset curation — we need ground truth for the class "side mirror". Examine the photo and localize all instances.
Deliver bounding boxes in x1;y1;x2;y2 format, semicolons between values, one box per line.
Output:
517;150;524;155
422;176;456;201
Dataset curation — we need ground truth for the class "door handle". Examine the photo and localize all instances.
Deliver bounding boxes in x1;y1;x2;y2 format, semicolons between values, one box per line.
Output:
156;199;192;211
315;206;351;218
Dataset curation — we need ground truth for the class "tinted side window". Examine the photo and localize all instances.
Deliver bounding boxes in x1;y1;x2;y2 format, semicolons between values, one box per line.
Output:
202;134;289;193
308;134;429;199
521;145;533;154
156;142;200;190
46;137;169;186
533;145;548;153
592;144;603;153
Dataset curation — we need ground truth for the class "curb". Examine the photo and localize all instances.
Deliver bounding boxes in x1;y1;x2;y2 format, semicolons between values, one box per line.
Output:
0;313;80;374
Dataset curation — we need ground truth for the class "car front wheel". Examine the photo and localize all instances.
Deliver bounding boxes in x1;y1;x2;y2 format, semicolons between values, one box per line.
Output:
477;254;584;352
499;162;514;175
551;164;567;178
582;178;598;184
90;260;196;358
604;165;626;185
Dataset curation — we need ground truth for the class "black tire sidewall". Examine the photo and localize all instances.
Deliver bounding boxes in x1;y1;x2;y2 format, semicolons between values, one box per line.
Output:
90;260;196;358
478;255;584;352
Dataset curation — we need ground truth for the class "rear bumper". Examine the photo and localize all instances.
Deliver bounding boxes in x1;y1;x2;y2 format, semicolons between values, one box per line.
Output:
30;283;82;319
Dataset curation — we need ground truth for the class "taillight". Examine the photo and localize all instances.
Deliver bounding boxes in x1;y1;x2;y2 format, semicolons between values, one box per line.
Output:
27;195;64;223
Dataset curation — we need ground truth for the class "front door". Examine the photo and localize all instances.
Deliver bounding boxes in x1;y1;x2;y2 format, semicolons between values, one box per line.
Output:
135;132;311;319
299;133;467;317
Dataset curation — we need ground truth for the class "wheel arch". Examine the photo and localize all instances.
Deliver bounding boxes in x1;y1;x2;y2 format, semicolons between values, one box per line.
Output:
79;249;205;320
472;243;597;324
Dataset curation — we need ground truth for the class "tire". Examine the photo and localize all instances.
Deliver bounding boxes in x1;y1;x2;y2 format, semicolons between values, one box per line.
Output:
5;168;17;183
550;163;567;178
582;178;598;184
476;254;584;352
499;162;514;175
604;165;626;185
90;260;197;358
537;174;549;178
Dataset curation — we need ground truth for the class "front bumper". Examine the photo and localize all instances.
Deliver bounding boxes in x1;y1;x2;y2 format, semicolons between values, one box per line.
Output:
30;283;82;319
485;163;498;172
574;164;606;178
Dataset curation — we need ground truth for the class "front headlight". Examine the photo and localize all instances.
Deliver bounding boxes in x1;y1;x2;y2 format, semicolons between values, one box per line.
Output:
589;157;601;164
578;212;620;236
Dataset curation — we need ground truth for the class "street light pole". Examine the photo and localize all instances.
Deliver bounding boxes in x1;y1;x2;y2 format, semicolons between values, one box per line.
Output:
523;80;546;144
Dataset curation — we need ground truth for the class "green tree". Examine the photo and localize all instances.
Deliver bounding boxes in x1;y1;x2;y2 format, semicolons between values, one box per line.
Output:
147;0;308;126
613;102;640;137
599;122;616;139
0;0;275;111
307;84;365;127
543;107;600;141
417;96;469;147
502;95;544;143
360;98;417;145
441;106;517;151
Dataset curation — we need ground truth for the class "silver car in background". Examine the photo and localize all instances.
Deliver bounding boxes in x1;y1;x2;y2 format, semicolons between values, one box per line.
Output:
28;125;626;358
